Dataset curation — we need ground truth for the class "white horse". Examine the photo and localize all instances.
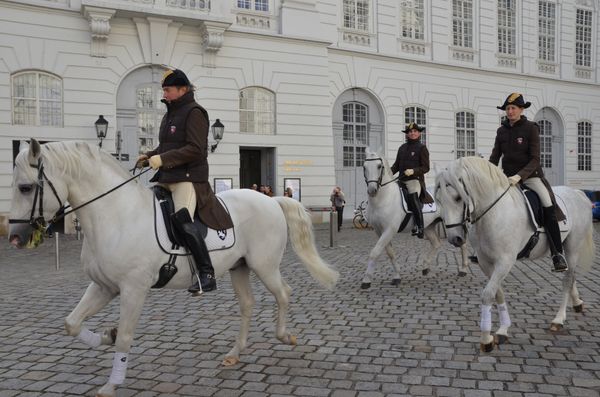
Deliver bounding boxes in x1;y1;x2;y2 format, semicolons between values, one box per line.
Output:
360;149;470;289
8;140;339;397
435;157;595;352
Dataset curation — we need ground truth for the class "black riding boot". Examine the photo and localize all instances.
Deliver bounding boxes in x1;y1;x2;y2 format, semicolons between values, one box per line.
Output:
543;206;568;272
408;193;424;239
171;209;217;293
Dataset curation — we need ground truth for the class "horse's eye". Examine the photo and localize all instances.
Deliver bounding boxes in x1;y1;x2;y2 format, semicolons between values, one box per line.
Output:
18;184;33;194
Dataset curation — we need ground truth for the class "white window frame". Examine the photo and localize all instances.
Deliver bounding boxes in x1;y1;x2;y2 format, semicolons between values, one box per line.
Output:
239;86;276;134
497;0;516;55
136;83;165;155
342;101;369;168
236;0;269;12
455;111;476;158
400;0;425;41
342;0;371;32
404;105;427;146
538;1;557;62
452;0;473;48
577;121;592;171
11;70;63;127
538;119;553;168
575;8;593;67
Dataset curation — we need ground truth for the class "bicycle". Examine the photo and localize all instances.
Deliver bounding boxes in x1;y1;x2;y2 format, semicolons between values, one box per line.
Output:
353;200;369;229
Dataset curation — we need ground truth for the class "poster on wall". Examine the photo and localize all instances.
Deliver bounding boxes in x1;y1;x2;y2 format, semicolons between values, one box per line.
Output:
283;178;301;202
214;178;233;194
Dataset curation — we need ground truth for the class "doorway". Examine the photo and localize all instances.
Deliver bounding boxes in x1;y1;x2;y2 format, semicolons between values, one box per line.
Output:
240;147;276;193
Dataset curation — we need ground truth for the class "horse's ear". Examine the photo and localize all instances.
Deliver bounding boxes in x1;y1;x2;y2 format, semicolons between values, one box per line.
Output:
19;140;29;153
27;138;41;166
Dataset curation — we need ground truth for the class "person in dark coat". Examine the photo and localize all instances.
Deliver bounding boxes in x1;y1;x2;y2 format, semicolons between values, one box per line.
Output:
390;122;433;239
137;68;233;293
489;93;567;272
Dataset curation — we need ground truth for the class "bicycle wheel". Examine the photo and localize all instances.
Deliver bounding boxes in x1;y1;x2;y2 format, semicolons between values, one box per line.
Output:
359;217;369;229
353;214;365;229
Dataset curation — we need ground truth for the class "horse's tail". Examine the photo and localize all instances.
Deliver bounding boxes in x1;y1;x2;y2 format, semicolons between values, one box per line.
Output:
273;197;339;290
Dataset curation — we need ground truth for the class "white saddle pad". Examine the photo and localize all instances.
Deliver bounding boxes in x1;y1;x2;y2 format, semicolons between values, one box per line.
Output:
400;188;437;214
154;198;235;255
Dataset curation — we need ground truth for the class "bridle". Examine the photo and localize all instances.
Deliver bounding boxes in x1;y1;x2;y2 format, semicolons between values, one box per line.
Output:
363;157;398;190
9;157;151;234
443;180;511;234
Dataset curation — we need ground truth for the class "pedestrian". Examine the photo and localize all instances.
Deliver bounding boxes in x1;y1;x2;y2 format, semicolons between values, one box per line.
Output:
251;183;258;190
390;122;433;239
330;186;345;232
136;68;233;293
489;93;567;272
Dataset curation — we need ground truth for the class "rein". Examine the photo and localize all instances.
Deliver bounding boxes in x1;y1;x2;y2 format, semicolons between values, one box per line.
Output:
444;183;511;232
9;159;152;232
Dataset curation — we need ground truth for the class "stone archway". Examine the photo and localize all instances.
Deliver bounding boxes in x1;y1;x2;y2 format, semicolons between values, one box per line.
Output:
534;107;564;185
332;88;385;212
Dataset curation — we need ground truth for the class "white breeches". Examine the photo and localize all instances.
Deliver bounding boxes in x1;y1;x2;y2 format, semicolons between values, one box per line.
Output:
522;177;552;207
403;179;421;195
159;182;197;220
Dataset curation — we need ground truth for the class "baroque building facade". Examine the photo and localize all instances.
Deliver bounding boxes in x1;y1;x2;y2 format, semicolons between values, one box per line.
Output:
1;0;600;233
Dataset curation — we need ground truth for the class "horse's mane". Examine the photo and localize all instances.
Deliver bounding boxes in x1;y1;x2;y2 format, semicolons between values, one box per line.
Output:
446;156;509;204
15;141;142;189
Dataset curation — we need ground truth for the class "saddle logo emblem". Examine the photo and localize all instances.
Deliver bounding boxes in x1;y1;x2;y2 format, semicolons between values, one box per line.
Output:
170;126;177;134
517;137;523;144
217;230;227;240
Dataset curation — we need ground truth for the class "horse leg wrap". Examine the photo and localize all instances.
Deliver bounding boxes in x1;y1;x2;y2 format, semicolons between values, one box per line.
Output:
497;303;511;329
108;352;128;385
367;260;376;275
77;327;101;348
480;304;492;332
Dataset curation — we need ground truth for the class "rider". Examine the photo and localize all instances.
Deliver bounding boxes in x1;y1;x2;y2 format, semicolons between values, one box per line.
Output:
137;68;233;293
489;93;568;272
390;122;433;239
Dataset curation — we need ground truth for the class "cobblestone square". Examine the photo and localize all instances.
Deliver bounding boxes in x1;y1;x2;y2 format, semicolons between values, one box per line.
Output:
1;223;600;396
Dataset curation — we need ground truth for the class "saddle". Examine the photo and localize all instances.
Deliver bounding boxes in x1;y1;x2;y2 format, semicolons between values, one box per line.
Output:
152;186;235;255
516;187;569;259
397;185;438;233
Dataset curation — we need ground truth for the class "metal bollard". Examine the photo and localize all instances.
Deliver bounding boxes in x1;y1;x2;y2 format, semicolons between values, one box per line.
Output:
329;209;337;248
55;232;60;270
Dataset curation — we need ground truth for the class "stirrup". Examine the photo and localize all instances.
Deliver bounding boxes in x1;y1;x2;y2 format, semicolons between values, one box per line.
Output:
551;254;568;273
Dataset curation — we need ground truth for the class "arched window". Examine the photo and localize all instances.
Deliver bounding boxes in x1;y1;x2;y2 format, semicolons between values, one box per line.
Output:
538;119;553;168
577;121;592;171
136;83;164;154
404;105;427;145
455;111;476;158
239;87;275;134
342;102;368;167
12;71;62;127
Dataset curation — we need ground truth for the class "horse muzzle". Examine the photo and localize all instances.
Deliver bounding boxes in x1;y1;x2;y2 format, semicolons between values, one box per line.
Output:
367;183;379;197
449;235;466;247
8;224;38;249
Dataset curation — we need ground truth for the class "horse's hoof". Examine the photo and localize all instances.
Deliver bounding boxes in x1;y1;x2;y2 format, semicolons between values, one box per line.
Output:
480;342;494;353
360;282;371;289
422;268;430;276
550;323;563;332
458;271;467;277
289;335;297;345
495;334;509;345
391;278;401;286
222;356;240;366
573;304;584;313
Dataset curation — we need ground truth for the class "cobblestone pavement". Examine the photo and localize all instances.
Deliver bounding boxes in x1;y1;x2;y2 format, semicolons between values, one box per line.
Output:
1;223;600;397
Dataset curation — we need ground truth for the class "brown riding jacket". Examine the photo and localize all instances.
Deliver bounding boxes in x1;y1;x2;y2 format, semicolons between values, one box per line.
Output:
489;116;565;221
146;91;233;230
390;139;434;204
